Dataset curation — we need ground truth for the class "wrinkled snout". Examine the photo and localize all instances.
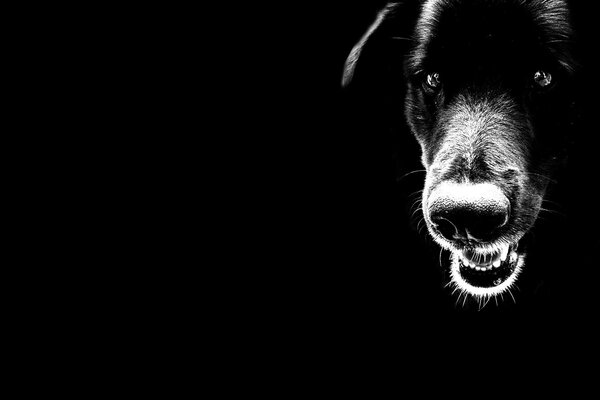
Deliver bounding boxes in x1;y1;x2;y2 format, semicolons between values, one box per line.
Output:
428;182;510;244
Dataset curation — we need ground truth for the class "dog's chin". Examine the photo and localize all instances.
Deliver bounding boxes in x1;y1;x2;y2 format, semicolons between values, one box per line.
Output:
432;234;526;300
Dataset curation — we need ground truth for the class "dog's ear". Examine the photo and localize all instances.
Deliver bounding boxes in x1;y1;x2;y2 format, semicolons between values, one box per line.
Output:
341;2;420;88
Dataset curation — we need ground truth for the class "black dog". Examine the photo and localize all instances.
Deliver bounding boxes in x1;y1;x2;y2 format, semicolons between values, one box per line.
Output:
342;0;581;307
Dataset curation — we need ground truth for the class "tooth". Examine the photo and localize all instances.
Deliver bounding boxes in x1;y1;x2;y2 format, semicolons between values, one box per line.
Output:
500;245;509;262
510;251;518;263
476;267;482;271
493;259;501;268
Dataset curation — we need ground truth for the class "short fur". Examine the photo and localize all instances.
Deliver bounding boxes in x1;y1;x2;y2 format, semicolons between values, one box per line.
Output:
342;0;578;306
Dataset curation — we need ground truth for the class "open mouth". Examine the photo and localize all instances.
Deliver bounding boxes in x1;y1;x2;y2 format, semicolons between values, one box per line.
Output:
449;241;525;299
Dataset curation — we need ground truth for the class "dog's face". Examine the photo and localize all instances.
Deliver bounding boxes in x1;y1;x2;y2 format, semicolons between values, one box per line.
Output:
343;0;575;301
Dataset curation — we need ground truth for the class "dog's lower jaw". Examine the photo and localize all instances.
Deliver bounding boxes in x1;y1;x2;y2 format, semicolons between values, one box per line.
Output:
448;249;525;301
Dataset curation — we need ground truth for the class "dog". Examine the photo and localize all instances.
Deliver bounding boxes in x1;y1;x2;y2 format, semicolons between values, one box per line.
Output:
341;0;579;306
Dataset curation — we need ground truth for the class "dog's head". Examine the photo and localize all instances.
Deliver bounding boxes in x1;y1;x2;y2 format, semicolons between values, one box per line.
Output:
343;0;575;301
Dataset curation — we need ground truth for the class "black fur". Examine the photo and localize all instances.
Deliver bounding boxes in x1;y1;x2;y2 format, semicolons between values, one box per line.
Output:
342;0;597;311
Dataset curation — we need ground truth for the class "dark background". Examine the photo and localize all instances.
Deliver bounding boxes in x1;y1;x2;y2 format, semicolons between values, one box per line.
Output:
17;1;598;391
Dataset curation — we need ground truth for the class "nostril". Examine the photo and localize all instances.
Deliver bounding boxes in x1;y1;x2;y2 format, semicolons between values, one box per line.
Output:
431;215;459;241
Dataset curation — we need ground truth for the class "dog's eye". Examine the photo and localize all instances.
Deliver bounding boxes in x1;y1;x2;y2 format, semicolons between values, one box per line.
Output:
533;70;552;88
425;72;442;89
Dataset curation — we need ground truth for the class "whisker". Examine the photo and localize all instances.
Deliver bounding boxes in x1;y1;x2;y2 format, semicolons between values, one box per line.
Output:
397;169;426;183
539;207;566;218
408;189;424;199
411;206;423;219
410;197;422;210
522;172;558;184
482;295;491;310
408;199;422;210
507;288;516;304
539;199;566;218
542;198;562;207
456;291;464;307
417;217;427;236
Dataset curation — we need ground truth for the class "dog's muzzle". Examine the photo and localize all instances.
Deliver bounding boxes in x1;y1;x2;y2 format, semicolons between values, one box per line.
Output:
425;182;524;298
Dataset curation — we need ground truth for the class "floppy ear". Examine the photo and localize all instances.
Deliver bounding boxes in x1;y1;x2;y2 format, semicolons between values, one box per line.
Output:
341;1;420;88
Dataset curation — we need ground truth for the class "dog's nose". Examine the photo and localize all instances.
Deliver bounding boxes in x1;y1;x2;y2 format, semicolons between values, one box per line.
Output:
428;183;510;243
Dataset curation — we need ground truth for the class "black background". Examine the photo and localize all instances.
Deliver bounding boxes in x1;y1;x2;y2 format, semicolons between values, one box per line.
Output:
17;1;599;392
